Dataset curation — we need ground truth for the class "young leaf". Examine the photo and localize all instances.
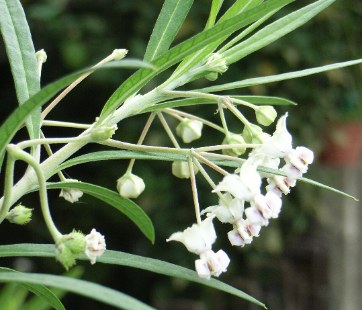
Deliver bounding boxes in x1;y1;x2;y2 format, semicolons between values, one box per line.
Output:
223;0;337;65
99;0;294;121
144;0;193;62
219;0;263;23
205;0;224;29
46;182;155;243
0;0;41;140
199;59;362;92
0;244;266;308
0;271;155;310
0;267;65;310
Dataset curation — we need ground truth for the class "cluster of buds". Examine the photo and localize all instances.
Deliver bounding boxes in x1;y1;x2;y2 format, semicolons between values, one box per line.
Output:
56;229;106;269
167;114;314;279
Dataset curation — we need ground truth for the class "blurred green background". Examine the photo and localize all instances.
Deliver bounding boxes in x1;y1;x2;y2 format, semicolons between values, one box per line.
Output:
0;0;361;309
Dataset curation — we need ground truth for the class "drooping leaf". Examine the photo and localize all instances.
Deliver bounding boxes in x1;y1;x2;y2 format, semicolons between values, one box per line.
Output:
199;59;362;92
0;271;155;310
0;268;65;310
45;182;155;243
0;244;266;308
99;0;294;121
0;0;41;140
144;0;193;62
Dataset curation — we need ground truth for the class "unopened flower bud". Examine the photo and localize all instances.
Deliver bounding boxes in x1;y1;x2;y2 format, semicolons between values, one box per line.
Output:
85;229;106;265
205;72;219;81
242;124;269;144
111;49;128;60
56;243;76;270
117;173;145;198
91;125;117;142
172;161;198;179
60;230;86;254
255;106;277;126
36;49;47;64
206;53;228;74
176;118;203;143
59;183;83;203
6;204;33;225
222;134;246;156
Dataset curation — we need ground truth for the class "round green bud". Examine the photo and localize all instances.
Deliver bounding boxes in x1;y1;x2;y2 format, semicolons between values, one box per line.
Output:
205;72;219;81
172;161;199;179
242;124;269;144
6;204;33;225
222;134;246;156
60;230;86;254
56;243;76;270
117;173;145;198
255;106;277;126
176;118;203;143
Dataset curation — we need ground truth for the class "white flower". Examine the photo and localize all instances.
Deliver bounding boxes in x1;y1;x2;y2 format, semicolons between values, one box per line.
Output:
214;161;261;201
266;175;290;196
253;114;293;159
59;187;83;203
227;219;261;247
195;249;230;279
285;146;314;174
176;118;203;143
251;192;282;220
117;173;145;198
245;207;269;226
202;194;244;224
166;217;216;255
85;229;106;264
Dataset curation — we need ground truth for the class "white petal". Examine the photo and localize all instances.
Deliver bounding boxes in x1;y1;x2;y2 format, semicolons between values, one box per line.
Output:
195;258;211;279
167;217;216;255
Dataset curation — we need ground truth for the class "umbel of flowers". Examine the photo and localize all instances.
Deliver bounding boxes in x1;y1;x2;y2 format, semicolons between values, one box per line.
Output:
167;114;314;280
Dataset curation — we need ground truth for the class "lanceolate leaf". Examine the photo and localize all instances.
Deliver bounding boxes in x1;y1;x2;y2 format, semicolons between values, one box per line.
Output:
0;61;153;171
46;182;155;243
144;0;193;62
0;244;266;308
199;59;362;93
0;271;155;310
99;0;294;121
0;0;41;140
0;268;65;310
223;0;336;65
205;0;224;29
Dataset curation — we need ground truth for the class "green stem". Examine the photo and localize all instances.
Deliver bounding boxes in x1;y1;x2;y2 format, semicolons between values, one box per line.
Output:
17;135;92;150
126;113;156;174
41;120;91;129
192;150;228;176
0;151;15;223
157;112;181;148
188;157;201;225
6;145;62;241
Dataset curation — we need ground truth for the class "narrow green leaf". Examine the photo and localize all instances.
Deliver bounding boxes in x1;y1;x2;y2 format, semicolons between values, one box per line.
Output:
223;0;336;65
0;0;41;140
0;271;155;310
46;182;155;243
0;61;152;169
257;166;358;201
0;268;65;310
99;0;294;121
144;0;193;62
143;95;296;112
219;0;263;23
205;0;224;29
0;244;266;308
199;59;362;92
23;267;83;310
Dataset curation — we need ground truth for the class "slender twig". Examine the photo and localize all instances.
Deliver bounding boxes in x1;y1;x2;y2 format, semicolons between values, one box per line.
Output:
188;157;201;225
157;112;181;148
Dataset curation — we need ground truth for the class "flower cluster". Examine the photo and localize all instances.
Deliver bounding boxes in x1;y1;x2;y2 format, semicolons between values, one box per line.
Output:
167;114;314;279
